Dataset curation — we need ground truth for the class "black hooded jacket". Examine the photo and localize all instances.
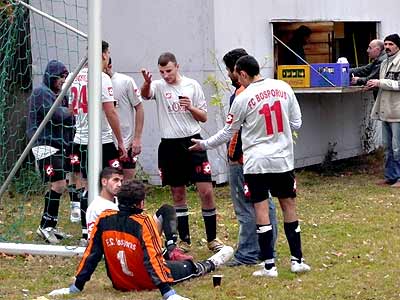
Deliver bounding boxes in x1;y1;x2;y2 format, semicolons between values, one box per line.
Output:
26;60;73;150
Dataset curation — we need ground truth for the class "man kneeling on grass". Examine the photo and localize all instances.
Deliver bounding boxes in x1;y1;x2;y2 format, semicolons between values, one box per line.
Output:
48;180;233;300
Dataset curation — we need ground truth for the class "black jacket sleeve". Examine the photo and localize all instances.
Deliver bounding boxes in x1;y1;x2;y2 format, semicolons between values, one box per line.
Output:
74;223;104;291
350;59;383;86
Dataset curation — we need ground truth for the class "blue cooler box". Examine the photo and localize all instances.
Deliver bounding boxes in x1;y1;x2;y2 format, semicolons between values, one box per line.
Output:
310;63;350;87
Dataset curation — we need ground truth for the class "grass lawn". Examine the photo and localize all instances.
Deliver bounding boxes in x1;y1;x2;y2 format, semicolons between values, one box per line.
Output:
0;153;399;300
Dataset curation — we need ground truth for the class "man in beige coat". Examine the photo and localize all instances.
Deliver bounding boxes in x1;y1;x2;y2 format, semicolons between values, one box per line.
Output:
367;33;400;187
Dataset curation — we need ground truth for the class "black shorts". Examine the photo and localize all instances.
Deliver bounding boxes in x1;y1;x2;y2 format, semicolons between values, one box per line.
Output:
70;142;121;178
102;142;121;170
37;152;68;183
244;170;297;203
120;148;138;169
63;143;74;173
158;134;212;187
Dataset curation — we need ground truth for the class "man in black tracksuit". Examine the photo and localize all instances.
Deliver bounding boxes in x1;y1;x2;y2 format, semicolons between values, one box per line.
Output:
27;60;74;244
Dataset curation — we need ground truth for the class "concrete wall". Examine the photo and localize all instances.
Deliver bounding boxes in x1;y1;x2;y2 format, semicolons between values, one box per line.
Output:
28;0;400;183
294;91;376;167
101;0;229;184
213;0;400;77
211;0;399;168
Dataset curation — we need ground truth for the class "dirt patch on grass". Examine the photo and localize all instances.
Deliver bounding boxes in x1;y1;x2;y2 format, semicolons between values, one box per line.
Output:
301;150;384;177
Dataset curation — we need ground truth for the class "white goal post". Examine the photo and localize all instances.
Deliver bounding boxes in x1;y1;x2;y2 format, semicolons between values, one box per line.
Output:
0;0;101;256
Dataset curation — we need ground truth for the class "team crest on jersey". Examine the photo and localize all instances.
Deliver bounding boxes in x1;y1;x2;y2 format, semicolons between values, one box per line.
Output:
108;87;114;96
165;92;172;99
202;162;211;175
44;164;55;177
243;183;251;198
158;168;163;179
226;113;234;124
109;159;121;169
69;154;80;165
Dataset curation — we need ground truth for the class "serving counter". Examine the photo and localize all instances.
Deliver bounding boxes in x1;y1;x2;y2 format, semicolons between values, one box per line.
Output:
292;86;378;168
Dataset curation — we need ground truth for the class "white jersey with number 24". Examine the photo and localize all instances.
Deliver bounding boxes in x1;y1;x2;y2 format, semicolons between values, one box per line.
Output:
69;67;115;145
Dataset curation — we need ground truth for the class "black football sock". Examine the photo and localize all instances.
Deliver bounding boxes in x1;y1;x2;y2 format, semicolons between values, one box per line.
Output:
202;208;217;242
67;184;79;204
175;205;191;244
284;220;303;262
257;224;275;269
195;260;215;276
40;189;62;229
156;204;178;251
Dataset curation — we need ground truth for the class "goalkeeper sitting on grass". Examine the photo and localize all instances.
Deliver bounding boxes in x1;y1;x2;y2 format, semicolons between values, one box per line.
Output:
48;180;233;300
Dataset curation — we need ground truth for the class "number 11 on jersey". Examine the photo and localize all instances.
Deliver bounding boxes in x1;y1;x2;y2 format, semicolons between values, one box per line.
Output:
259;100;283;135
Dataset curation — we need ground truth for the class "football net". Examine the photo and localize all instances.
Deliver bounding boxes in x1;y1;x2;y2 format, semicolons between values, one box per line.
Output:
0;0;88;253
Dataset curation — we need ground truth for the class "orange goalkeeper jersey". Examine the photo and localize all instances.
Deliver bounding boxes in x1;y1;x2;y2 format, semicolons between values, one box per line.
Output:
74;208;173;292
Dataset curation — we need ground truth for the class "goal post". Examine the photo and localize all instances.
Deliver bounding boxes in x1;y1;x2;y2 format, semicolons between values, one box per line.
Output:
0;0;103;255
0;54;88;202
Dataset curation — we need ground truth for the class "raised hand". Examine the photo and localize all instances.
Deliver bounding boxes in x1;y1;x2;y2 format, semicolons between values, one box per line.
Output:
141;68;152;84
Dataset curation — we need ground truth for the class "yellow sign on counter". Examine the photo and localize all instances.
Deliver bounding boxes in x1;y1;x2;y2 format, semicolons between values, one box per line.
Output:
277;65;310;88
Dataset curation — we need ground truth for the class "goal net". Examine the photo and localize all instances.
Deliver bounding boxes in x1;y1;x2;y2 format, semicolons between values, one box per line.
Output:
0;0;87;251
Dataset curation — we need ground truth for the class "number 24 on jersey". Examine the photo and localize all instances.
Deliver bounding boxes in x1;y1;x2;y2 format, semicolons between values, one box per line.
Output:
70;85;88;115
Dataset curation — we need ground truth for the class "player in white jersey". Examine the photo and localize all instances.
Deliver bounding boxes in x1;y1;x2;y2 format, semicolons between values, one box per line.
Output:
140;52;225;253
86;167;192;261
104;57;144;180
190;55;310;277
69;40;127;244
86;167;121;238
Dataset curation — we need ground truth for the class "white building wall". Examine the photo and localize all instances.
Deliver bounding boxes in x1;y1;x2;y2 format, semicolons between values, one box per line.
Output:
212;0;399;169
102;0;229;184
28;0;400;184
213;0;400;78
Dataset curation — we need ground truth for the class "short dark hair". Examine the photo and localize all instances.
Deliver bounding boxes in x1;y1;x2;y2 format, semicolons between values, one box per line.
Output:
223;48;248;72
235;55;260;77
117;180;146;207
292;25;312;44
158;52;177;66
102;40;109;54
99;167;123;188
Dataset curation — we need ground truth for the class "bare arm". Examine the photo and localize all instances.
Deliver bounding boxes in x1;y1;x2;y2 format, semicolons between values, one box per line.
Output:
132;102;144;155
179;96;207;122
103;102;127;159
187;106;207;122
